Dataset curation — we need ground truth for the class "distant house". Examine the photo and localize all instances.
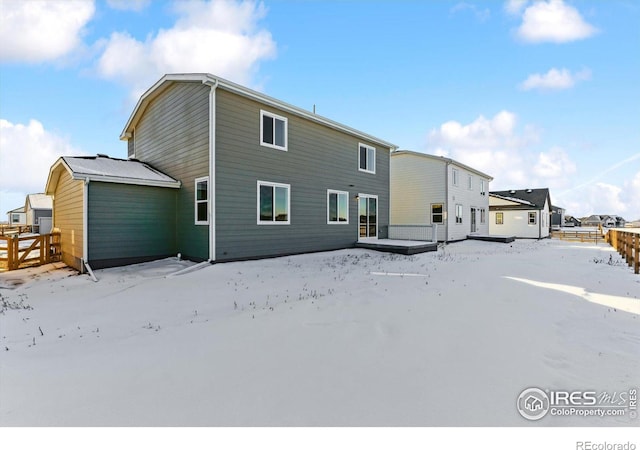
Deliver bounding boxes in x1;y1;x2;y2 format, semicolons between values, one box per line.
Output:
489;188;552;239
6;206;26;226
550;205;565;229
580;215;602;227
25;193;53;234
47;73;396;272
564;215;581;227
390;150;493;242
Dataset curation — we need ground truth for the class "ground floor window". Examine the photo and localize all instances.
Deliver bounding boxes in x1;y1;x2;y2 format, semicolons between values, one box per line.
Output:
194;177;208;225
529;212;537;225
455;204;463;224
327;190;349;224
480;208;486;224
496;212;504;225
258;181;290;224
431;203;444;224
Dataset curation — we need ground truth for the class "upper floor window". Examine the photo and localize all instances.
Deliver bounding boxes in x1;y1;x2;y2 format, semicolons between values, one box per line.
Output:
258;181;290;224
195;177;209;225
452;168;459;186
480;180;486;196
359;144;376;174
261;110;287;151
327;190;349;224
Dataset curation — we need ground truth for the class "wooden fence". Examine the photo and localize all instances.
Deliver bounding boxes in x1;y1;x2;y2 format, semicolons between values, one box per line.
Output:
605;229;640;274
551;229;605;243
0;224;32;236
0;232;61;271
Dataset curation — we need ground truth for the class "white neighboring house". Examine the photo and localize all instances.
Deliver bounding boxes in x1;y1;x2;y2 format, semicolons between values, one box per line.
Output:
25;193;53;234
489;188;552;239
6;206;26;226
390;150;493;242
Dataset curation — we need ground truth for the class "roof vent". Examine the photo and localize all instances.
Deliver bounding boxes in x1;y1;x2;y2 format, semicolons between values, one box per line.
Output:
509;190;516;194
526;189;532;193
96;153;109;158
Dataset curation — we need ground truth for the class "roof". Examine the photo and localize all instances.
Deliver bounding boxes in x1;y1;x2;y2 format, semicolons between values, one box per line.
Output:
391;150;494;181
120;73;397;150
489;188;551;210
26;193;53;210
6;206;25;214
46;155;181;194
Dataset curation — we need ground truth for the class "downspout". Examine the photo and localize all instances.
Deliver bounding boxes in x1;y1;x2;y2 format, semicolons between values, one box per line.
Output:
444;161;449;242
82;178;97;281
203;78;219;262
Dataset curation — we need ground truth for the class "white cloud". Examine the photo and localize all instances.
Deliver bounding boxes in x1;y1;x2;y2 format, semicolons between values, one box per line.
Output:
451;3;491;22
504;0;528;15
0;119;86;195
533;146;576;179
519;67;591;91
96;0;276;98
106;0;151;11
515;0;598;43
427;111;580;190
0;0;95;63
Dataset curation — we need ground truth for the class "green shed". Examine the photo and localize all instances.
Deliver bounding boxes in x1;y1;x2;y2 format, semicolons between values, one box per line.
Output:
45;155;181;272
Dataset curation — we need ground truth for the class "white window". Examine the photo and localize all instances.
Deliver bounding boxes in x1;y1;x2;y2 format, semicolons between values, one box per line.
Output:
480;180;486;196
431;203;444;224
327;190;349;224
480;208;486;223
529;212;537;225
258;181;290;224
468;175;473;190
358;143;376;174
455;204;463;224
452;168;459;186
195;177;209;225
260;110;287;151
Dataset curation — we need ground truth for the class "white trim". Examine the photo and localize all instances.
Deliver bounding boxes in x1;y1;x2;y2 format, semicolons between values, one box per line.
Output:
357;193;379;240
257;180;291;225
69;173;181;189
194;176;209;225
358;143;376;174
327;189;349;224
455;203;463;224
260;109;288;151
82;178;89;270
205;79;218;261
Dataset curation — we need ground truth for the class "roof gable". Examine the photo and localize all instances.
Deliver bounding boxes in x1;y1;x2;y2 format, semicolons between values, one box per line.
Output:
489;188;551;210
120;73;397;150
46;155;181;194
26;193;53;210
391;150;494;180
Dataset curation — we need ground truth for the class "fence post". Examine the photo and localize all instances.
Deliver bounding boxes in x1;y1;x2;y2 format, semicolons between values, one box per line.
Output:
634;233;639;275
12;236;19;270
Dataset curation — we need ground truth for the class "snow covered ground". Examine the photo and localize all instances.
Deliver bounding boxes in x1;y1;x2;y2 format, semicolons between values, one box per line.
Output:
0;239;638;427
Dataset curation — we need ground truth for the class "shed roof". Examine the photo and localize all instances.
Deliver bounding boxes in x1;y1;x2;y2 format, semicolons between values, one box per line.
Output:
26;193;53;210
489;188;551;210
46;155;181;194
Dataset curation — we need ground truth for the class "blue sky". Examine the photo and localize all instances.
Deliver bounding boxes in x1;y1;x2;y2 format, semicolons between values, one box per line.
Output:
1;0;639;220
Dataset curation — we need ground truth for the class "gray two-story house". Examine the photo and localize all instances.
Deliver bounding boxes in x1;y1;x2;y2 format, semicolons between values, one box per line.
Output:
46;73;396;271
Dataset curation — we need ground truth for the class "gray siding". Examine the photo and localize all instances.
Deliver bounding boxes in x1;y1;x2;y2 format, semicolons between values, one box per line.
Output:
87;182;177;268
215;89;390;261
133;81;210;260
